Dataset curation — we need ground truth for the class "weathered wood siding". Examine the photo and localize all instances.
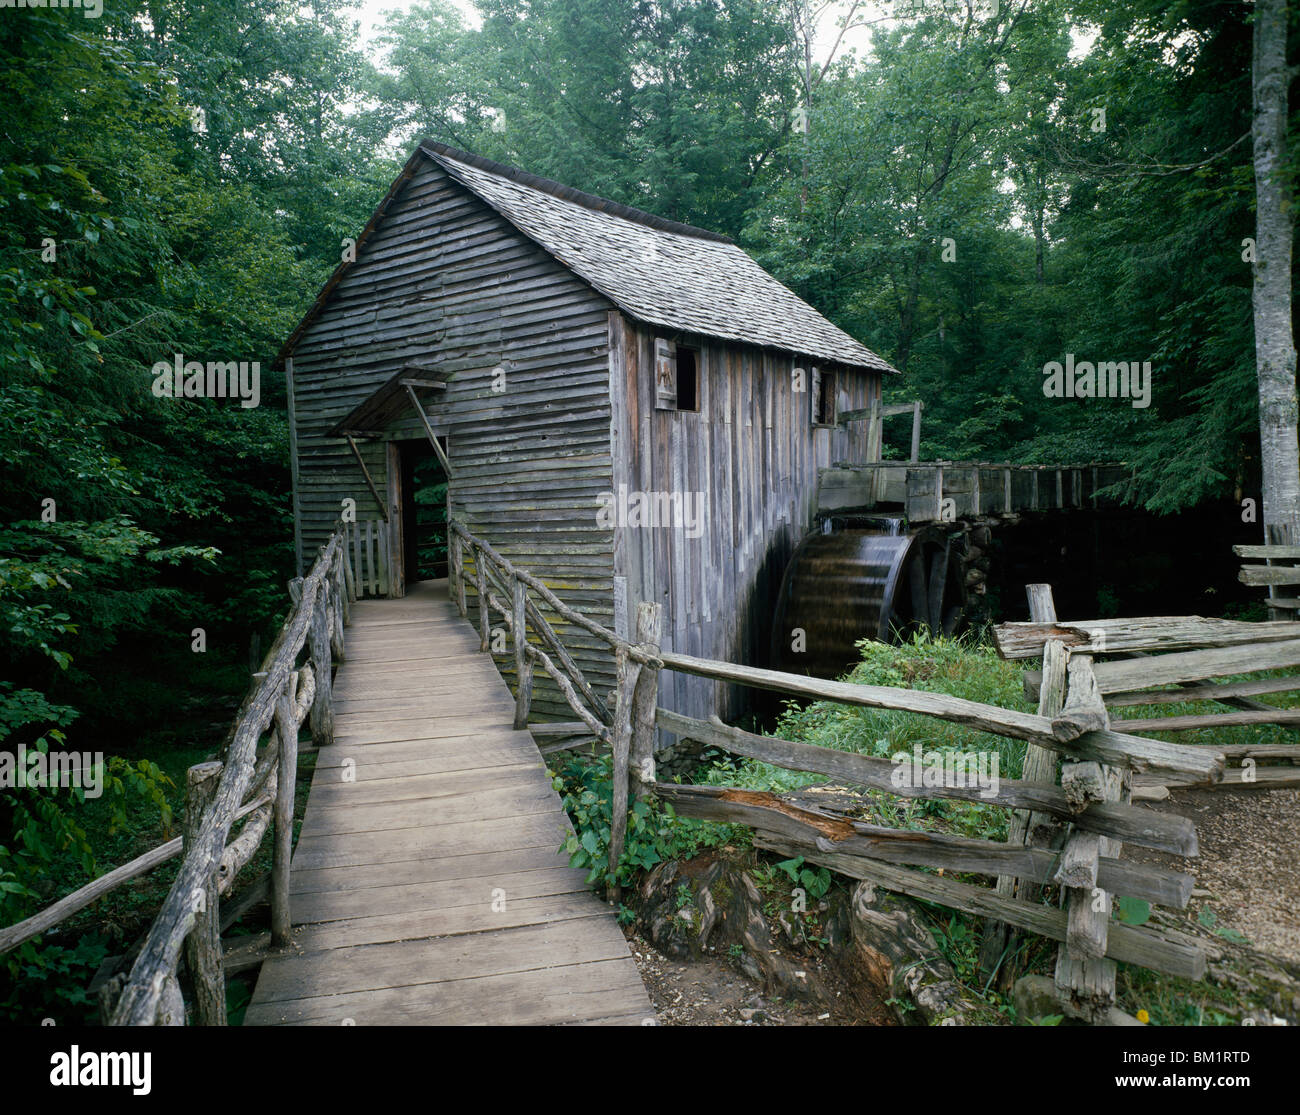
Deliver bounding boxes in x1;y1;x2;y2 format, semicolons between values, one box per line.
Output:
610;313;880;721
289;157;619;719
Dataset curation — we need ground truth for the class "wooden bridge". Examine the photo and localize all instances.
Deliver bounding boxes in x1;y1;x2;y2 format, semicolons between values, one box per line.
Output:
242;581;651;1025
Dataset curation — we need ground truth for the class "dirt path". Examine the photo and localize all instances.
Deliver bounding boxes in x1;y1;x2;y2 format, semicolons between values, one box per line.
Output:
1135;786;1300;964
623;930;885;1025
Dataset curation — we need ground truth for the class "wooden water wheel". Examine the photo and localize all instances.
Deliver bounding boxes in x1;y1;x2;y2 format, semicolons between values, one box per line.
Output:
770;525;966;678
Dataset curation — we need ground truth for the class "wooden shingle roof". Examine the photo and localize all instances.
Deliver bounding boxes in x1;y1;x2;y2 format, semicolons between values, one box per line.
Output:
281;141;897;374
420;142;897;375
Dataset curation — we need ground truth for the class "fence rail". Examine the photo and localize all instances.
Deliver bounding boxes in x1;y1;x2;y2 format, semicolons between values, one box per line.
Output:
13;516;1272;1025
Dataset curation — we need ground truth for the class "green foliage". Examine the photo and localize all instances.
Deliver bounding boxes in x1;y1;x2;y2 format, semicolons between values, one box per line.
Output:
1197;905;1250;944
412;456;449;579
0;0;1284;1022
0;932;110;1024
774;856;832;901
550;751;733;889
701;633;1029;842
0;1;382;1015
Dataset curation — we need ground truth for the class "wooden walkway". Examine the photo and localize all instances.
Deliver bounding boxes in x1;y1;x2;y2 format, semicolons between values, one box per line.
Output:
245;581;654;1025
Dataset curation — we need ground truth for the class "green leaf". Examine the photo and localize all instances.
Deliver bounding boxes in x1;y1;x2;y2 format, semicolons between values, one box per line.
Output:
1114;896;1150;927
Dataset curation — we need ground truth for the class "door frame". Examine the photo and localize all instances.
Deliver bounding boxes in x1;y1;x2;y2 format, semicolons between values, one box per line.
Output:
385;441;406;598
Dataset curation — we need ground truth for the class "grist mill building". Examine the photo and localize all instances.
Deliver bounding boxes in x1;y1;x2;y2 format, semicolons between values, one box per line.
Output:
280;141;898;720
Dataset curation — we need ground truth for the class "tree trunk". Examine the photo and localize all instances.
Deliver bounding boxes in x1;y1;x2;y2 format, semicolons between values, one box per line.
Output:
1252;0;1300;552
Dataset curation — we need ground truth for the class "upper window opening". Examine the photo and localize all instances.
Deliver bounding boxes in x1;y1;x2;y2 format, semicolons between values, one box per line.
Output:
812;368;837;425
675;347;699;412
654;337;700;413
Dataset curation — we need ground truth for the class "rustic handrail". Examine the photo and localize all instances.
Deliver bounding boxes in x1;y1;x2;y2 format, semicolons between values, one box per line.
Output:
99;520;350;1025
447;518;665;900
448;519;659;665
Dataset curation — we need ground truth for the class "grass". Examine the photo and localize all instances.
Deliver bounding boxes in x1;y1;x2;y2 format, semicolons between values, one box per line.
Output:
697;632;1031;842
1105;670;1300;746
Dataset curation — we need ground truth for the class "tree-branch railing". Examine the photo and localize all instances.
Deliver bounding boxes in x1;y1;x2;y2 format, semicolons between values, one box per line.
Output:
104;521;350;1024
447;519;657;742
0;520;355;1024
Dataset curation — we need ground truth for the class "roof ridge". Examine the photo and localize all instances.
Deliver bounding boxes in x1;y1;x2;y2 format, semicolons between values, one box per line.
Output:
419;139;735;245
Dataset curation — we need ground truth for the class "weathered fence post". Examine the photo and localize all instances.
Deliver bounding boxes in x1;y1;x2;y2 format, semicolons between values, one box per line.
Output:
271;674;299;948
342;521;357;606
979;583;1066;982
308;580;334;747
607;632;647;904
157;973;186;1026
629;602;663;802
450;531;466;616
183;761;225;1026
512;575;533;729
1054;651;1126;1021
330;552;346;662
351;519;364;600
475;544;490;653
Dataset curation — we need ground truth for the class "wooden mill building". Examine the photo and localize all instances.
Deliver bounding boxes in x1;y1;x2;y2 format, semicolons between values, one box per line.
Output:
280;141;898;720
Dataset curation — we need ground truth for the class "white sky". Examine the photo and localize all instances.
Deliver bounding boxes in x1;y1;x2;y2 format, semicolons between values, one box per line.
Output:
348;0;475;51
345;0;885;65
341;2;1094;84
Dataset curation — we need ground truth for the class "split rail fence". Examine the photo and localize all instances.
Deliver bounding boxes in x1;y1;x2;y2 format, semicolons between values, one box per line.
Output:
1238;538;1300;619
446;520;1239;1024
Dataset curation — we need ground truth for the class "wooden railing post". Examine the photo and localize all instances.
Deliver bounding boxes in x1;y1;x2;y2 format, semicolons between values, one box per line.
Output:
629;602;663;800
607;609;655;903
271;675;299;948
342;521;357;605
1054;650;1124;1022
450;531;466;616
183;761;225;1026
979;583;1065;982
308;580;334;747
512;575;533;729
330;553;346;661
475;543;490;653
351;519;364;600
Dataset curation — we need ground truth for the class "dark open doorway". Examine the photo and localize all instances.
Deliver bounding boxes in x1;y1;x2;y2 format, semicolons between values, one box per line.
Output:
396;438;449;583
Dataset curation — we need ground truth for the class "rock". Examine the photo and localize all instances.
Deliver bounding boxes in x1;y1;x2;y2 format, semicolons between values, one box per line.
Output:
1013;974;1063;1024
